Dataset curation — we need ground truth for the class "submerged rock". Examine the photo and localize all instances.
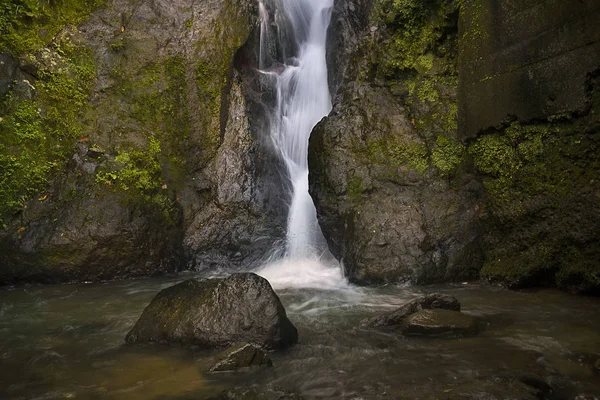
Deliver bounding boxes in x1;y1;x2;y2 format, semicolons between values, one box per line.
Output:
401;309;477;337
125;273;298;350
363;293;461;328
209;342;272;372
207;384;304;400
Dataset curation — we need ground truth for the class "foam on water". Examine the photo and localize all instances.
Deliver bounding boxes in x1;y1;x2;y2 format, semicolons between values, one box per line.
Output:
256;257;346;290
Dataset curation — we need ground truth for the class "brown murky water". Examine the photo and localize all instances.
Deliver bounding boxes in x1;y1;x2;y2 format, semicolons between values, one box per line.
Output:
0;273;598;399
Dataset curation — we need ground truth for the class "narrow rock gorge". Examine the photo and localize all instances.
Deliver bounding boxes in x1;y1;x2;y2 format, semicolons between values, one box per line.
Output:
0;0;599;293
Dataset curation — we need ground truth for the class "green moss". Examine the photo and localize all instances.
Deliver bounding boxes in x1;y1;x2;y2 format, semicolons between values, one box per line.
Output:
109;41;124;51
0;0;105;54
346;175;364;202
431;134;465;175
363;0;460;177
473;113;600;293
0;35;97;227
360;138;429;174
468;122;566;217
96;137;161;192
92;55;192;217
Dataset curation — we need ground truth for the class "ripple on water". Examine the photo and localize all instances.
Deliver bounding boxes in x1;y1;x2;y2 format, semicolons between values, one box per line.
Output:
0;276;598;399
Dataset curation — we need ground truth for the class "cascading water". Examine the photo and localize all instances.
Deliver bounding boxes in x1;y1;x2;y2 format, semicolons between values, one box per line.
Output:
255;0;348;289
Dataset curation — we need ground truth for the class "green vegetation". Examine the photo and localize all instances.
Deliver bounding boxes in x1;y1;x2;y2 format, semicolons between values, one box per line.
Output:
469;122;567;217
92;55;192;218
361;0;464;177
431;134;465;175
0;35;96;227
0;0;104;54
473;117;600;293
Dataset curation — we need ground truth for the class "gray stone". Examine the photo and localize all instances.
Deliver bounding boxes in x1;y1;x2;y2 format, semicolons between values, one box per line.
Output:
125;273;298;350
209;342;273;372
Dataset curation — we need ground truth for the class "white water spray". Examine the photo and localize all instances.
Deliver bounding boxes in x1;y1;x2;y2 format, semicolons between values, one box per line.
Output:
255;0;347;289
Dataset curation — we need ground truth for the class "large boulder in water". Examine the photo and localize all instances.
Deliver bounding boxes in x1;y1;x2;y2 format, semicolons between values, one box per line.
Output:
362;293;461;328
125;273;298;350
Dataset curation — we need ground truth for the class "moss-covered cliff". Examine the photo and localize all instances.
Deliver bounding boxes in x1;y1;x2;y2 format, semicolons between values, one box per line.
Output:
310;0;599;293
310;0;482;285
0;0;287;284
459;0;600;293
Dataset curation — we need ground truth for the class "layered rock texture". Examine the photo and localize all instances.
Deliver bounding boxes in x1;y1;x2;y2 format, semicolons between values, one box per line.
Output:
309;0;600;293
0;0;287;284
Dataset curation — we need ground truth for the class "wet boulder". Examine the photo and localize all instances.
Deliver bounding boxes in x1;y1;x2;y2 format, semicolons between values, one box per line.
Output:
401;309;477;336
125;273;298;350
209;342;272;372
362;293;461;328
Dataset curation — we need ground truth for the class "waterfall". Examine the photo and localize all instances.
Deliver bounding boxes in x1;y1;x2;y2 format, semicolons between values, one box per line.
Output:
256;0;347;289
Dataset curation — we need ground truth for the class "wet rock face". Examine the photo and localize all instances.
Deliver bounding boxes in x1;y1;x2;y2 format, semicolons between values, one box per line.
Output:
311;0;482;285
313;0;600;292
125;273;298;350
0;0;288;283
459;0;600;294
209;342;273;372
459;0;600;138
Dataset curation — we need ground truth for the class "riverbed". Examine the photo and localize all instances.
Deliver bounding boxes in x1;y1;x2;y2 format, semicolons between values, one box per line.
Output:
0;273;598;399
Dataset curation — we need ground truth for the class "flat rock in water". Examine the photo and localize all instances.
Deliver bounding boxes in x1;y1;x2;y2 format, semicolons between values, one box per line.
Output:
210;342;272;372
401;309;477;336
363;293;461;328
125;273;298;350
206;384;304;400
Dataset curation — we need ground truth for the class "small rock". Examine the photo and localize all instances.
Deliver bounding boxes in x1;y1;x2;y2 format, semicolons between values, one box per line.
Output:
209;342;272;372
401;309;477;336
362;293;461;328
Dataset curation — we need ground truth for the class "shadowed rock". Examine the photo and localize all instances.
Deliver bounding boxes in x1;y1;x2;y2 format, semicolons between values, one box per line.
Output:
125;273;298;350
402;309;477;336
209;342;272;372
362;293;461;328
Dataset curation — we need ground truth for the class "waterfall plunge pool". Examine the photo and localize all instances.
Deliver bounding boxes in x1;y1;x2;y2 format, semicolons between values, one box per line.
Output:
0;274;598;399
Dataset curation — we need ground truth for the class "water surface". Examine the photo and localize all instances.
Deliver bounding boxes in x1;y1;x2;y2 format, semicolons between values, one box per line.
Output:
0;274;598;399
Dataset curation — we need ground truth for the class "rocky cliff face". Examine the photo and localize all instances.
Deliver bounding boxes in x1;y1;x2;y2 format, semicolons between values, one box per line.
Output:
459;0;600;293
0;0;287;284
310;0;599;292
310;0;483;285
1;0;598;293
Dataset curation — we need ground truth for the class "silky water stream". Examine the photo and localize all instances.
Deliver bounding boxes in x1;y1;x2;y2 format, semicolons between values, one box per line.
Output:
254;0;346;289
